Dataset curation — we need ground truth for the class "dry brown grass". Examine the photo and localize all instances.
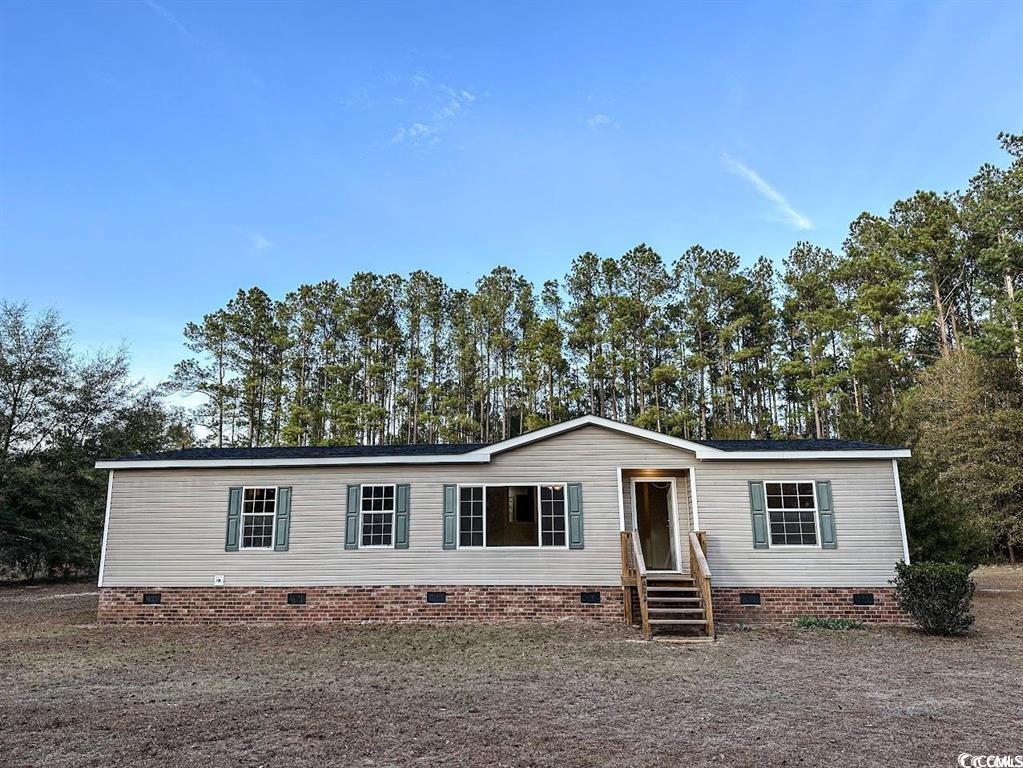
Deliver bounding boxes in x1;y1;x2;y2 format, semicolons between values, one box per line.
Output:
2;567;1021;767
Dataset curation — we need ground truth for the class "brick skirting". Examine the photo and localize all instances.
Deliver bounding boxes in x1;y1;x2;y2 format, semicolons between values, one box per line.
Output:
98;585;624;625
712;586;909;625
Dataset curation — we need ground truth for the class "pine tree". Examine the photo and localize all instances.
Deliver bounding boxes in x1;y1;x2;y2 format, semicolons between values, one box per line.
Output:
780;242;846;438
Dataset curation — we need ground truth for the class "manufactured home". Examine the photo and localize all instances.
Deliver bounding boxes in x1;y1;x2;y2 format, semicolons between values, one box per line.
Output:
95;415;912;637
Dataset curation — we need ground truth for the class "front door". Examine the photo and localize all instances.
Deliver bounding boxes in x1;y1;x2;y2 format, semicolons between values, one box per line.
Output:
634;480;677;570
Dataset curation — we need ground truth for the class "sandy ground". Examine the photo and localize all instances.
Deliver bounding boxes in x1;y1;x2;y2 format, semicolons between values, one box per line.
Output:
1;567;1021;768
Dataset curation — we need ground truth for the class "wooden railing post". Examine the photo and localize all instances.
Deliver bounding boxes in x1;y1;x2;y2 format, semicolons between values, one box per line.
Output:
630;532;651;639
620;532;634;625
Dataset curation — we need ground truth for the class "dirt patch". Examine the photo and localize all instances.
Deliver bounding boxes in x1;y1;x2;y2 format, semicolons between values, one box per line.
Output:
2;569;1021;767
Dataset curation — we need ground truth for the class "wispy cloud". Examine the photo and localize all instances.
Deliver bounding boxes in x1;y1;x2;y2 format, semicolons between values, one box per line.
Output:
242;231;273;251
142;0;196;42
390;81;478;147
391;122;437;145
141;0;264;89
586;113;617;131
721;152;812;230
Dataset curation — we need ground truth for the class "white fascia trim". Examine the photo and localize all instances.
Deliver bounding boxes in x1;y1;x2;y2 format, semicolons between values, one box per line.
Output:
95;454;491;470
464;414;723;459
97;471;113;588
465;416;910;460
697;449;911;460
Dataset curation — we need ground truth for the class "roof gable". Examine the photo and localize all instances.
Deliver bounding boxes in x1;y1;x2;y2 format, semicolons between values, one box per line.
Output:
465;416;909;461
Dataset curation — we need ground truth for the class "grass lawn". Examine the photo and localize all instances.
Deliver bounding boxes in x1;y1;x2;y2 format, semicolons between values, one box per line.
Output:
2;568;1021;767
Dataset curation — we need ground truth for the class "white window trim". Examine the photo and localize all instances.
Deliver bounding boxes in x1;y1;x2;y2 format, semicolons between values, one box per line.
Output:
629;476;683;572
359;483;398;549
761;480;821;549
239;485;278;551
455;482;570;550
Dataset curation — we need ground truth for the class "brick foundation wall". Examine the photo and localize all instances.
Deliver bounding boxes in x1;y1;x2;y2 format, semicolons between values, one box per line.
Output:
98;585;624;625
712;586;908;625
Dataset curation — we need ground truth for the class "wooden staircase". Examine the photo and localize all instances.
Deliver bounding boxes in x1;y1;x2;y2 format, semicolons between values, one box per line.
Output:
645;573;710;636
621;531;716;640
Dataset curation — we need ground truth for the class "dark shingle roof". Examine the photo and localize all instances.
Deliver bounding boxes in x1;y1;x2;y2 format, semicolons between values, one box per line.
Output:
102;424;903;464
693;438;900;452
105;443;485;462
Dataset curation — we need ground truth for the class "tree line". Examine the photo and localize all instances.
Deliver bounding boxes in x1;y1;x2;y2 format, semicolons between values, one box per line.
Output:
175;135;1020;449
0;304;190;579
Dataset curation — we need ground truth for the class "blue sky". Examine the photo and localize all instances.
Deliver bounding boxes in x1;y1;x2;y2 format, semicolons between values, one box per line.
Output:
2;0;1021;386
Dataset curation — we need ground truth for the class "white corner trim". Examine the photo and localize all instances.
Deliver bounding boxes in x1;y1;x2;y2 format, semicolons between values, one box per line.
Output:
689;468;700;530
97;471;113;588
892;458;911;564
616;466;626;533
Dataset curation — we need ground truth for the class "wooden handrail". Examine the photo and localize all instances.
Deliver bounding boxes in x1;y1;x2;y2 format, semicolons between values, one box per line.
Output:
689;530;715;638
689;531;712;579
631;530;648;578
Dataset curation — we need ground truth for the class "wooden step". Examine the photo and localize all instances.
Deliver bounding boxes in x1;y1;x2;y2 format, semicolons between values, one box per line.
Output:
646;572;694;582
647;586;699;593
648;607;705;614
648;619;708;625
647;596;702;603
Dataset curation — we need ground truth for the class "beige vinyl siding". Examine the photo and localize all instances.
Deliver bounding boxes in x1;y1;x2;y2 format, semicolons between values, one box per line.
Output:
694;460;905;587
103;425;670;588
101;424;907;589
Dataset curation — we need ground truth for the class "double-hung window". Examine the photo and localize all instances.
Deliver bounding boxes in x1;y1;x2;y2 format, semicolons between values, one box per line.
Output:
457;484;567;548
539;485;567;546
360;484;396;547
764;481;818;546
241;487;276;549
459;486;484;547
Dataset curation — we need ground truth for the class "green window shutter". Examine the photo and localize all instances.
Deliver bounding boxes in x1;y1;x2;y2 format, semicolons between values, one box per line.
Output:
567;483;584;549
225;487;243;551
442;484;457;550
394;484;410;549
748;481;769;549
816;480;837;549
345;485;361;550
274;486;292;551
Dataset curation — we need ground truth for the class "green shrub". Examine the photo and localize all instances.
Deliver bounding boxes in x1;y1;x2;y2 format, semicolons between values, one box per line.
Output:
794;616;864;630
891;561;976;636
